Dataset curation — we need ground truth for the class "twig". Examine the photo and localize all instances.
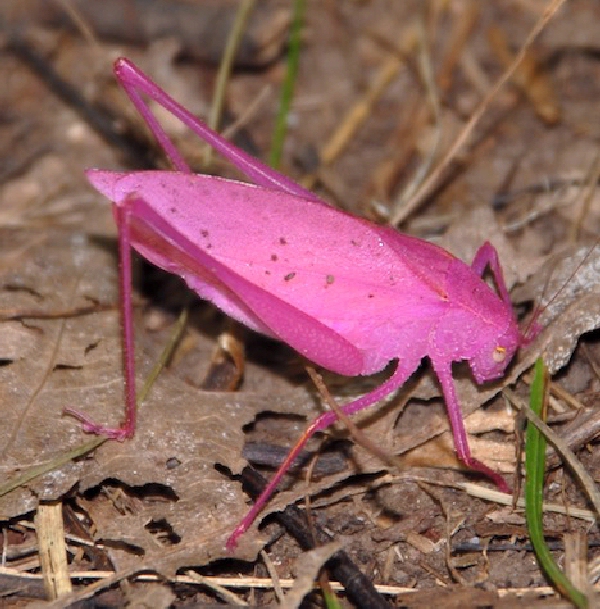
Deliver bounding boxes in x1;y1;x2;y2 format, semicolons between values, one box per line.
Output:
392;0;567;225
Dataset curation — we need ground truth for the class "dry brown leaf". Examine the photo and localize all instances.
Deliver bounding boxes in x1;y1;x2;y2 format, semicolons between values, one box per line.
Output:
0;228;313;565
2;5;600;593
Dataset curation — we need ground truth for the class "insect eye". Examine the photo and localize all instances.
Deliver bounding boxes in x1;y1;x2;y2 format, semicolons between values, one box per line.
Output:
492;346;506;363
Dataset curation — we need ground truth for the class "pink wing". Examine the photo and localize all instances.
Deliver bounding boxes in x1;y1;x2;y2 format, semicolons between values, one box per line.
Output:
87;170;454;375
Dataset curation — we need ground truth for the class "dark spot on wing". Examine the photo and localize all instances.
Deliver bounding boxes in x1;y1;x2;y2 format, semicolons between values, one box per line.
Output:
284;272;296;282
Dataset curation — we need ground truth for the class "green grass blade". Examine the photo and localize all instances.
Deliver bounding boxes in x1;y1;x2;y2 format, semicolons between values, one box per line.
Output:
269;0;305;169
525;357;588;608
323;589;343;609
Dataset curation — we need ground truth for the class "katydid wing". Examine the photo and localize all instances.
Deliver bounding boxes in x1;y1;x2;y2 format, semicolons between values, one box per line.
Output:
66;58;525;549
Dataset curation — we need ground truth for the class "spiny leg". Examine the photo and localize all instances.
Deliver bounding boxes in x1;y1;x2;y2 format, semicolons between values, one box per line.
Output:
226;360;413;549
432;361;509;493
63;202;136;440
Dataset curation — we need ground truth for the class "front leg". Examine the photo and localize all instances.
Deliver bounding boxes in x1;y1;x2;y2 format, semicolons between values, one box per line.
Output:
431;360;510;493
470;242;512;307
471;242;542;344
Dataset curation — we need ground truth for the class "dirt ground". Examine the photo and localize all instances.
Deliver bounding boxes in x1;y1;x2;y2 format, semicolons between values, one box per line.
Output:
1;1;600;607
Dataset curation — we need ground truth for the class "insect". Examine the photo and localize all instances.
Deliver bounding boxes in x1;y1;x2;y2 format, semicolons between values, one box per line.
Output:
65;58;530;550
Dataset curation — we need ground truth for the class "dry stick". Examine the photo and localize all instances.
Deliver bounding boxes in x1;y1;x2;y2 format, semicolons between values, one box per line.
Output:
460;481;595;521
305;367;401;469
436;3;480;93
320;55;403;167
512;407;526;511
372;4;477;209
7;567;589;604
487;24;560;126
521;372;585;417
570;149;600;242
36;502;72;600
300;22;419;192
504;388;600;520
300;453;338;607
544;408;600;472
238;467;393;609
391;0;568;225
545;381;585;412
220;84;273;142
204;0;256;168
395;4;479;209
564;531;590;600
300;438;340;608
183;570;248;606
52;0;100;50
260;550;284;605
395;18;441;208
0;302;116;322
301;441;320;544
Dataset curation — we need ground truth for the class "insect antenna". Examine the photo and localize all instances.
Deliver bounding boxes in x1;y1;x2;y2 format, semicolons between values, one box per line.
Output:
520;240;600;346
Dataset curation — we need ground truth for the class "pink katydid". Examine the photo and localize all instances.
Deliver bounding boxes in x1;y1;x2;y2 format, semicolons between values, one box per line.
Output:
65;57;532;550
